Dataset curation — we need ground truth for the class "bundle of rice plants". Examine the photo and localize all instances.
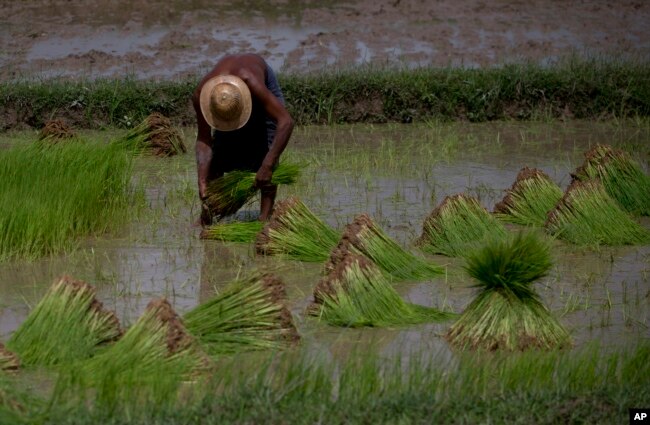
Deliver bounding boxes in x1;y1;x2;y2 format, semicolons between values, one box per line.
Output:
183;273;299;356
255;197;340;262
417;194;508;257
545;180;650;246
494;167;563;226
205;162;301;219
324;214;443;281
200;220;264;242
6;276;122;366
58;298;205;415
572;144;650;216
310;253;453;327
38;119;77;142
445;231;572;351
112;112;186;156
0;344;19;372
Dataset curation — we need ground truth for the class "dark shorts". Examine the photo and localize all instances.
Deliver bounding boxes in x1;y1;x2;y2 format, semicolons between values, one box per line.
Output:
209;64;285;177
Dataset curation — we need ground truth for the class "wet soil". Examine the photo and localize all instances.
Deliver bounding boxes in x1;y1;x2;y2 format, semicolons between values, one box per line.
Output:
1;0;649;80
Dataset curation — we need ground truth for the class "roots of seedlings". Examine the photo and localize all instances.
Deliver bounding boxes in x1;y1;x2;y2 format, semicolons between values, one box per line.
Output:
494;167;563;226
114;112;186;157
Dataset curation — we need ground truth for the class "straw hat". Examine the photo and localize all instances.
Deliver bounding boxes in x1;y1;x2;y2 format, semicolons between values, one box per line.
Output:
199;75;252;131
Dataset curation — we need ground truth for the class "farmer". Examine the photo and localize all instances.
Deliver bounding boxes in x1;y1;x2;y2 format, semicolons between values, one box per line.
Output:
192;53;294;226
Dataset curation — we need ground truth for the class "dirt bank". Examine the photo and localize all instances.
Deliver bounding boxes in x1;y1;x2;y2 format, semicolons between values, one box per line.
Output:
1;0;648;80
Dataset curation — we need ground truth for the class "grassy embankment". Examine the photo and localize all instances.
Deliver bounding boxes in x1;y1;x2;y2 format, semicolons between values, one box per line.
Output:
1;341;649;424
1;57;649;131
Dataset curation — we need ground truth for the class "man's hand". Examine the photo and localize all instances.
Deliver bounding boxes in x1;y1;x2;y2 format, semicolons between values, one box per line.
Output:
200;199;213;226
255;164;273;189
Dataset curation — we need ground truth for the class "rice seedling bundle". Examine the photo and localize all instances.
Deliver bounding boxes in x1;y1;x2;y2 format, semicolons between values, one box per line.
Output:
311;253;453;327
324;214;443;281
200;220;264;242
0;141;133;261
572;144;650;216
446;231;571;351
61;298;205;414
205;162;302;219
184;273;299;356
255;197;340;262
112;112;186;156
0;344;19;372
417;194;508;257
38;119;78;142
494;167;563;226
545;180;650;246
6;276;122;366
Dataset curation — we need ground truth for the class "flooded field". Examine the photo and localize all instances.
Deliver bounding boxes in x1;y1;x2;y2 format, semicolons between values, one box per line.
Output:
1;120;648;361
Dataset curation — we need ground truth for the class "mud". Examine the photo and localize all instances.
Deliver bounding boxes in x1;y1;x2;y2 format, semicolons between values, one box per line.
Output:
1;1;649;80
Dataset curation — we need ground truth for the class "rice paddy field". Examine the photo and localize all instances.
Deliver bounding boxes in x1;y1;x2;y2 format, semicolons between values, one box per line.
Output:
0;119;649;423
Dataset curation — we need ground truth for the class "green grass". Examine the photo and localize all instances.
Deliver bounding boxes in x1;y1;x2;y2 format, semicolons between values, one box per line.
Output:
256;197;340;262
446;231;571;351
3;57;650;129
6;276;122;366
572;144;650;216
314;254;453;327
6;341;650;424
418;194;509;257
494;167;564;226
545;180;650;246
0;140;135;261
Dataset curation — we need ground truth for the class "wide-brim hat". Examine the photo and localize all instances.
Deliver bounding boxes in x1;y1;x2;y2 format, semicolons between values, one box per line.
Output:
199;75;252;131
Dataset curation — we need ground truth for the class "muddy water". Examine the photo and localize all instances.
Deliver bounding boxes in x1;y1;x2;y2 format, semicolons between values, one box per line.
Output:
0;121;648;359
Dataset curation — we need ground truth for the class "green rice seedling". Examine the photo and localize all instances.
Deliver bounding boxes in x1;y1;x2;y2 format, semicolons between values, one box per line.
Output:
324;214;444;281
494;167;563;226
184;273;299;356
6;276;122;366
0;141;134;261
205;162;302;219
200;220;264;242
572;144;650;216
112;112;186;156
0;344;19;372
311;253;453;327
255;197;340;262
446;231;572;351
417;194;508;257
56;298;205;416
545;180;650;246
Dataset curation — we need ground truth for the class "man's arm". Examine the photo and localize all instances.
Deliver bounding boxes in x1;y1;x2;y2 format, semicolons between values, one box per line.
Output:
192;89;213;200
243;72;294;187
